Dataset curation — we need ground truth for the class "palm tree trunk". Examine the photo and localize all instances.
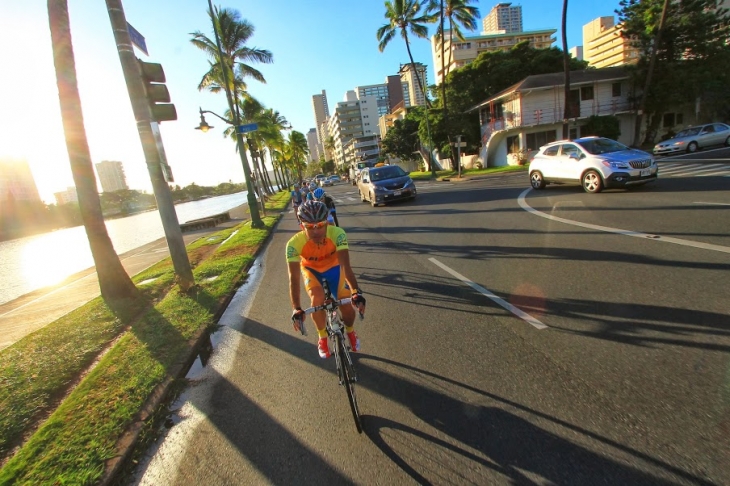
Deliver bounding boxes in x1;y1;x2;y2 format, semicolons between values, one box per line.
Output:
441;1;459;171
404;38;436;175
48;0;138;304
561;0;571;140
633;0;670;147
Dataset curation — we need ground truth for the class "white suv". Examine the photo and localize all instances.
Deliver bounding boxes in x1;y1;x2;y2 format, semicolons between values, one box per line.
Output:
529;137;658;193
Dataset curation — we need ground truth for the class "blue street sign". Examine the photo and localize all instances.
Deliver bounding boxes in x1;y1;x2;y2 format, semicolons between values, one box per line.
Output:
127;23;148;56
236;123;258;134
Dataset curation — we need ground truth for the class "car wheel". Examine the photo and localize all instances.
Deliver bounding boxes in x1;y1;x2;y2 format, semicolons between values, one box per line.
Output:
687;141;698;153
725;136;730;147
582;170;603;193
530;171;545;189
370;192;377;207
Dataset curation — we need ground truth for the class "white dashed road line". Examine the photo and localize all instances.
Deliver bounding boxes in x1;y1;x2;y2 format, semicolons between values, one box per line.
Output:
518;188;730;254
428;257;548;330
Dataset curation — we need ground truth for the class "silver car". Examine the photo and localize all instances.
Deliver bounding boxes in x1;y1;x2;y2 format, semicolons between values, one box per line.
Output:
529;137;657;194
358;165;416;206
653;123;730;155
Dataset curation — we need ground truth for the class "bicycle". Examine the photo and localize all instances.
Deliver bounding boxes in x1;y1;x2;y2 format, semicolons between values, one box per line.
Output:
298;280;364;433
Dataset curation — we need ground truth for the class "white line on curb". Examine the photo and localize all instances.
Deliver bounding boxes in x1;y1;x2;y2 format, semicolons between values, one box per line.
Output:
428;257;548;330
518;189;730;254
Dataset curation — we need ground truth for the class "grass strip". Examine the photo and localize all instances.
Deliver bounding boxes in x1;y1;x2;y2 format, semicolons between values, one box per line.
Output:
409;164;528;180
0;192;289;484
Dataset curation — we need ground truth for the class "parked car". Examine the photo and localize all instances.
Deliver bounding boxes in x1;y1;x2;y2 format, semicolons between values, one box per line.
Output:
314;173;327;183
653;123;730;155
320;177;333;187
529;136;657;194
358;165;416;206
328;175;341;183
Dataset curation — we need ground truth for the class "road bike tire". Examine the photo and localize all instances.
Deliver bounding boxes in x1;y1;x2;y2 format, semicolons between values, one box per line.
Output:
336;333;362;433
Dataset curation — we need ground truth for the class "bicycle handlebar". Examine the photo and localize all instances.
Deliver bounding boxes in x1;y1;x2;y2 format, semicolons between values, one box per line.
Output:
302;297;353;315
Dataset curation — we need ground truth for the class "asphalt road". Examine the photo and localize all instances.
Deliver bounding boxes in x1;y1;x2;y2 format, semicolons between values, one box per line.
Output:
132;164;730;485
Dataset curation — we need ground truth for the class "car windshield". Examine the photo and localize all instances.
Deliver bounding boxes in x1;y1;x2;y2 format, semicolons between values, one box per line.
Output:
675;127;702;137
576;138;629;154
369;166;407;181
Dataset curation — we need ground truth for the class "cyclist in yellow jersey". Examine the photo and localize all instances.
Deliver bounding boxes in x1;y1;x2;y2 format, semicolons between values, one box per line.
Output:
287;200;366;358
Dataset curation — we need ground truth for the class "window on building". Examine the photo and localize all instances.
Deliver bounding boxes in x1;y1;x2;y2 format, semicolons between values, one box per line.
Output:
569;127;579;139
677;113;684;125
526;130;557;151
662;113;675;128
612;82;621;97
580;86;594;101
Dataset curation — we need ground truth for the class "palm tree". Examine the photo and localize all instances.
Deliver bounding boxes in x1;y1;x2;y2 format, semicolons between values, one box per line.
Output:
561;0;571;139
324;136;336;163
288;131;309;183
190;8;272;95
377;0;438;175
48;0;138;305
377;0;434;109
428;0;479;168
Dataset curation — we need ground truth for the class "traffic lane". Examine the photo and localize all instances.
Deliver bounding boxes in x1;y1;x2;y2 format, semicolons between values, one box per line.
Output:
151;208;694;484
344;178;729;484
656;145;730;162
339;190;717;484
521;176;730;249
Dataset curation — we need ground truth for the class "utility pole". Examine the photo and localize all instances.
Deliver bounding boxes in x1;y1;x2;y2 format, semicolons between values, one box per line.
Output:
105;0;194;291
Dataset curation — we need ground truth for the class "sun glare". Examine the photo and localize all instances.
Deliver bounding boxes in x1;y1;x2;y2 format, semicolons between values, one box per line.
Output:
20;229;94;290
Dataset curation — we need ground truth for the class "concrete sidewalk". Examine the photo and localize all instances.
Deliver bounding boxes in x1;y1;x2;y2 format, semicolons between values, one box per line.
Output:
0;204;250;351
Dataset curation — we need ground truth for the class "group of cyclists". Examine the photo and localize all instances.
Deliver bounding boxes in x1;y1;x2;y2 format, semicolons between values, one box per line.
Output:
286;178;365;359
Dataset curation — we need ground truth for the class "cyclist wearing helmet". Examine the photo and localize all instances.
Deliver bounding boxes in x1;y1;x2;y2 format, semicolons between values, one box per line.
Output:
287;200;366;358
305;182;317;201
312;187;339;226
291;183;303;211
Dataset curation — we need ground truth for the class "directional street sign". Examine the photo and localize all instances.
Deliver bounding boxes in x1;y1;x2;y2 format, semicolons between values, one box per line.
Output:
236;123;258;134
127;22;148;56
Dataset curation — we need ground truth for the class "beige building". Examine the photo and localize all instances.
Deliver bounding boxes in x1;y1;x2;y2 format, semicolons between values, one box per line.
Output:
326;92;380;169
54;186;78;206
398;63;428;107
95;160;128;193
482;2;523;34
431;28;556;84
583;16;639;68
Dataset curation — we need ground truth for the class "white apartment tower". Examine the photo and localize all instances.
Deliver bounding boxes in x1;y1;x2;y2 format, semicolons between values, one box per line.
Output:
482;3;523;34
306;128;321;162
399;63;428;107
95;160;128;193
583;16;639;68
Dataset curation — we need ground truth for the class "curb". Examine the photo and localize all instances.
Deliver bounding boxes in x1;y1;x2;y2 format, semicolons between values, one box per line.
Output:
100;207;288;485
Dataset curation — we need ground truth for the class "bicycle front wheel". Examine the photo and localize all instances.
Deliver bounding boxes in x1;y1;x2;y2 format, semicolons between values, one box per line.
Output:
336;333;362;433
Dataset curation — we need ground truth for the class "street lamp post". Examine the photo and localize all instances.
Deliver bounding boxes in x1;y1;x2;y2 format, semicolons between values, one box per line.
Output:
195;108;265;220
204;0;263;228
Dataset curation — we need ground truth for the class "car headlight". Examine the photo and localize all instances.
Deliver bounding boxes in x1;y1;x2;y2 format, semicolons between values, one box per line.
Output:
601;160;630;169
672;141;685;146
403;179;414;188
372;184;387;193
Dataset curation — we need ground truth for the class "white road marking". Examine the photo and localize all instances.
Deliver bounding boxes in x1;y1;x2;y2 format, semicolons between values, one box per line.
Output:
428;257;548;330
519;188;730;254
693;201;730;206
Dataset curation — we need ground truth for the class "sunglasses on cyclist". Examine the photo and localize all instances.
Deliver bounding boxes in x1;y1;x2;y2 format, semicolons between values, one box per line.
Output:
301;221;327;230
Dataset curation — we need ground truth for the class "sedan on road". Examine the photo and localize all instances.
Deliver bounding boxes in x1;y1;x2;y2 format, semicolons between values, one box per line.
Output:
653;123;730;155
529;136;657;193
358;165;416;206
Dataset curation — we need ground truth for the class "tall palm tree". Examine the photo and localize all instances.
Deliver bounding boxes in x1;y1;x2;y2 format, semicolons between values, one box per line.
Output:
377;0;438;175
377;0;434;109
324;136;336;162
561;0;571;139
47;0;138;305
190;7;272;95
259;108;291;190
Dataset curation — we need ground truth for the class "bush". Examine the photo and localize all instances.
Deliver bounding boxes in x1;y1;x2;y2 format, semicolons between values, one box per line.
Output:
581;115;621;140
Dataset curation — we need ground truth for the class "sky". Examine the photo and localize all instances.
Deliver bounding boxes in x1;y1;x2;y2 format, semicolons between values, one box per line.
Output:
1;0;620;204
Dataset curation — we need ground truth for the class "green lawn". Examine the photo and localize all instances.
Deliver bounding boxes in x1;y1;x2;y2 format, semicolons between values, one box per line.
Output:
409;164;528;180
0;191;289;485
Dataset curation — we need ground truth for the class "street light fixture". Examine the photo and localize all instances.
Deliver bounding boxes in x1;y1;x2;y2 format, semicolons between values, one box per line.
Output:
195;107;265;223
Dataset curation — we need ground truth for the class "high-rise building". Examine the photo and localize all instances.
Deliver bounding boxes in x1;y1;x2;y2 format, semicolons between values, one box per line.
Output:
0;157;41;203
326;93;379;169
399;63;428;107
306;128;321;162
482;2;523;34
431;28;556;84
312;90;330;144
95;160;128;193
583;16;639;68
569;46;584;61
356;75;410;117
